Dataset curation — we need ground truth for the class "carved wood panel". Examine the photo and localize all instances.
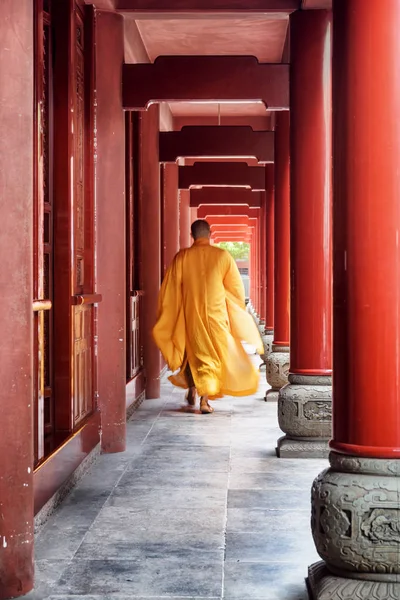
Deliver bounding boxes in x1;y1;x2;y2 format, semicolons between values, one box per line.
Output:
34;0;54;465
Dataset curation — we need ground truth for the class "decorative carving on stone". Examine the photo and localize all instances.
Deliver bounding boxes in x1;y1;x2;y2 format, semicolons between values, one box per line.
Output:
278;375;332;439
307;561;400;600
311;452;400;579
266;345;289;390
277;437;329;458
261;332;274;361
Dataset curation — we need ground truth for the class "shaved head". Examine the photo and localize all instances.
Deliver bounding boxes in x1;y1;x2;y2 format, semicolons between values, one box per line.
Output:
191;219;211;240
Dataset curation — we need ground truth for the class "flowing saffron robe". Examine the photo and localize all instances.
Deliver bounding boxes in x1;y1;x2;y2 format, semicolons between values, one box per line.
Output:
153;238;263;398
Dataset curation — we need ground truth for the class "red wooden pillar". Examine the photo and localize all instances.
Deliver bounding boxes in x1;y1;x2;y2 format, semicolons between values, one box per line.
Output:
0;1;34;596
277;10;332;457
96;12;126;453
266;112;290;400
139;104;161;399
162;163;179;273
309;3;400;596
260;193;267;324
190;206;198;227
179;189;191;249
263;165;275;357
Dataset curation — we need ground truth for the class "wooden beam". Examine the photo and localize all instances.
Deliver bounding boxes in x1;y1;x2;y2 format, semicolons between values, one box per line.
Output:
190;187;263;208
160;126;274;163
179;162;265;190
123;57;289;110
198;205;259;218
117;0;299;13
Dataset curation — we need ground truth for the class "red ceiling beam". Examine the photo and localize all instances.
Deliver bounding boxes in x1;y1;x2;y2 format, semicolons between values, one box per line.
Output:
190;188;263;208
198;205;258;218
123;57;289;110
179;162;265;190
117;1;299;14
160;126;274;163
209;216;250;226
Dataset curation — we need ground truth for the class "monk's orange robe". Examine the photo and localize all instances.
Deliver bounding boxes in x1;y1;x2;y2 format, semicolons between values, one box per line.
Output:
153;238;263;399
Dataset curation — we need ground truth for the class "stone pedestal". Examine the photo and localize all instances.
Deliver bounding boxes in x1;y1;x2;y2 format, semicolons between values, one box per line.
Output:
308;561;400;600
265;344;289;401
308;452;400;599
261;328;274;362
276;374;331;458
257;319;265;335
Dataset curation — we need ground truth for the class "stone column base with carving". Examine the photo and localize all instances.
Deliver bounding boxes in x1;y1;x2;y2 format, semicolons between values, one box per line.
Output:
257;319;265;335
307;561;400;600
265;344;289;401
308;452;400;600
261;328;274;363
276;374;331;458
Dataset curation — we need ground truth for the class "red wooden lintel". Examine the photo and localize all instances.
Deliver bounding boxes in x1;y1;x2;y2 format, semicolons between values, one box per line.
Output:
198;205;259;218
179;162;265;190
123;57;289;110
117;0;299;12
160;126;274;163
190;187;262;208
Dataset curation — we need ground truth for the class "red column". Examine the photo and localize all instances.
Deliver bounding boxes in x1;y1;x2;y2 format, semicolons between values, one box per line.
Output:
277;10;332;457
96;12;126;453
190;206;198;226
162;163;179;273
331;2;400;458
265;165;275;334
260;193;267;324
265;112;290;399
179;189;191;249
273;112;290;347
309;4;400;594
139;104;161;399
0;1;34;596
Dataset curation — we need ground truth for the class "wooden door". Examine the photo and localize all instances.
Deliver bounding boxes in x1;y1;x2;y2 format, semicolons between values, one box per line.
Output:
126;112;144;381
33;0;55;464
32;0;98;457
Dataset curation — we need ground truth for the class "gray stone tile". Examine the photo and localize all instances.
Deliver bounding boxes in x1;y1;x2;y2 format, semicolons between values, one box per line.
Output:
21;560;71;599
47;597;219;600
228;489;311;510
223;562;308;600
106;486;227;509
76;506;225;560
225;531;319;564
35;524;89;560
226;508;311;534
56;559;223;596
228;470;317;490
115;468;229;489
229;457;328;474
144;432;231;447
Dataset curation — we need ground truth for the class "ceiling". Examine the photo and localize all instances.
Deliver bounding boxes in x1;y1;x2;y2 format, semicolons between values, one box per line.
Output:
122;12;289;123
135;17;288;63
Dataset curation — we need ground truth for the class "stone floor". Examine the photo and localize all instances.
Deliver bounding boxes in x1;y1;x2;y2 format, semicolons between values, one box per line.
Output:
25;366;328;600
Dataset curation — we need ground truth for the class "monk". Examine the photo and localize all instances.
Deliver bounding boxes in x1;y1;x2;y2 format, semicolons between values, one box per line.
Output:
153;219;263;414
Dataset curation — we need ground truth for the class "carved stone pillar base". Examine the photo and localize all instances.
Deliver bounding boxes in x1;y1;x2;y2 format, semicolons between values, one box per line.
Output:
257;319;266;335
265;344;289;401
277;436;329;458
264;389;279;402
276;374;331;458
307;561;400;600
310;452;400;598
261;329;274;362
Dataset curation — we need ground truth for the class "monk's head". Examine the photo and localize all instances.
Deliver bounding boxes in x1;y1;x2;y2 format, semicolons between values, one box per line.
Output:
191;219;211;240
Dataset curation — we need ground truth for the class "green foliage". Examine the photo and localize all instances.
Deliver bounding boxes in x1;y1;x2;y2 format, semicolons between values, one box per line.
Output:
217;242;249;260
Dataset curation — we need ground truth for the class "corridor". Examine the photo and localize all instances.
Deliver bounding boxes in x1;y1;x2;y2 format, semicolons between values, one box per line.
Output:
27;370;327;600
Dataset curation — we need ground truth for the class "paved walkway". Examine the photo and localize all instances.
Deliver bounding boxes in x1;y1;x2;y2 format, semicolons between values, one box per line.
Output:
26;368;328;600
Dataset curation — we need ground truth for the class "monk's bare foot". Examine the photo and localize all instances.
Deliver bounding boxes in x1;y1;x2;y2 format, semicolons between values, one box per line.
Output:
200;396;214;414
186;386;196;406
